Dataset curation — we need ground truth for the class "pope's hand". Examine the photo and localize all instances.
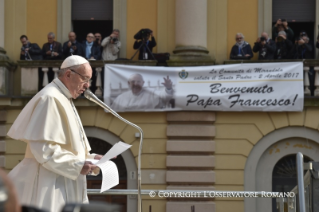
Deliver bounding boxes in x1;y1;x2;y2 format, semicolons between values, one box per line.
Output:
161;76;172;90
94;155;103;160
81;161;97;175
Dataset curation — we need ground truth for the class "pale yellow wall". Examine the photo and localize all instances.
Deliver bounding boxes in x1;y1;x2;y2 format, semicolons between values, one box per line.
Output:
126;0;158;60
26;0;58;48
227;0;258;60
4;0;57;61
4;0;27;61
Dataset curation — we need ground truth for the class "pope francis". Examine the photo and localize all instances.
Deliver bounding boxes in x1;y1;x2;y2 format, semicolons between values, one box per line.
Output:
7;55;102;212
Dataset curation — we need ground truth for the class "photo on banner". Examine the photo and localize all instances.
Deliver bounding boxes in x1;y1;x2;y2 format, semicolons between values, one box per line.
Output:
104;65;179;112
104;62;304;112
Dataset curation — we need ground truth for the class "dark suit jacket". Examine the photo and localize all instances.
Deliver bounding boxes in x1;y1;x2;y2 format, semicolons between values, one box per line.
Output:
82;42;101;60
42;41;63;60
63;41;85;59
20;43;43;60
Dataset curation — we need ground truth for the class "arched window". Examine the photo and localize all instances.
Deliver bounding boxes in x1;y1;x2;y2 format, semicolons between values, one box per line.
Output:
272;154;311;211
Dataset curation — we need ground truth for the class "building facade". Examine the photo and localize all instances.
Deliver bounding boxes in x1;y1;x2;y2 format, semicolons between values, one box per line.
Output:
1;0;319;212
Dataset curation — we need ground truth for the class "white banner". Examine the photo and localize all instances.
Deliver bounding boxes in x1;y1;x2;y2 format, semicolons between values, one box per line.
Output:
104;62;304;112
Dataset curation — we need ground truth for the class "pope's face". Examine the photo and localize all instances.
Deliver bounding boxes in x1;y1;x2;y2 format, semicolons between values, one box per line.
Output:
128;75;144;95
68;63;92;99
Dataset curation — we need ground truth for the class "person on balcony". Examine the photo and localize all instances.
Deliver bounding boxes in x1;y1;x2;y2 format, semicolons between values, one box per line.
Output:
133;29;156;60
101;29;121;61
42;32;63;60
19;35;43;60
272;19;294;42
62;32;85;59
82;33;101;60
253;32;276;60
274;31;293;59
229;33;253;60
7;55;103;212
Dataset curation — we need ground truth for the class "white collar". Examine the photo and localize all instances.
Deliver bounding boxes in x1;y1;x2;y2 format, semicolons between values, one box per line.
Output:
53;78;73;99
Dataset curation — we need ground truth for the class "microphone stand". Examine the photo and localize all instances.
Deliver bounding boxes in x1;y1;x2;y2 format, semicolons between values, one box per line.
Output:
84;90;144;212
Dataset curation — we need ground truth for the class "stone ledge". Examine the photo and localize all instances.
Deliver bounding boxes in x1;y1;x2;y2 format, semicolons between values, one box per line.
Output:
167;140;215;153
167;185;215;191
0;141;5;152
0;156;5;168
167;156;215;168
167;112;215;122
0;110;7;122
0;125;5;137
166;171;215;184
167;125;215;137
166;201;215;212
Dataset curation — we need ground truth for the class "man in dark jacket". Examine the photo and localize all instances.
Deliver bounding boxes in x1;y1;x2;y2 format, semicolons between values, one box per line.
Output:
19;35;42;60
42;32;63;60
274;31;292;59
133;30;156;60
83;33;101;60
253;32;276;60
229;33;253;60
62;32;85;59
272;19;294;42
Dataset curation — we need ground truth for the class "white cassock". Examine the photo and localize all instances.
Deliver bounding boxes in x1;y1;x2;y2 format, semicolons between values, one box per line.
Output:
111;87;173;110
7;78;99;212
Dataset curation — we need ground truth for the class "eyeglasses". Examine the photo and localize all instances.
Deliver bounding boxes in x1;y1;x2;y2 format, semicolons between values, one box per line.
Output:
70;69;90;83
87;36;94;38
236;37;243;40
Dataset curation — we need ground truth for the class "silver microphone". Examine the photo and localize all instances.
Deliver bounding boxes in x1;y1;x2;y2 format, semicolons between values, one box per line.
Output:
84;90;143;212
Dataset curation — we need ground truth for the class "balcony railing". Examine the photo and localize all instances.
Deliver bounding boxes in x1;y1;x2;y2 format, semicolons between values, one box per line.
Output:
2;59;319;101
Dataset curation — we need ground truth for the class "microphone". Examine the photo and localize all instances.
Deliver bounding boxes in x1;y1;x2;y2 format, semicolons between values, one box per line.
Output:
84;90;143;212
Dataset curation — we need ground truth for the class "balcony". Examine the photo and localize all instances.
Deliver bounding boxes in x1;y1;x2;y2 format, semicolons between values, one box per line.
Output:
1;58;319;107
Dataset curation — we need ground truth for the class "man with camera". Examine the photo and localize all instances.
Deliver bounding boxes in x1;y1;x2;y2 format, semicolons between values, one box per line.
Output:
19;35;42;60
62;32;85;59
272;19;294;42
83;33;101;60
253;32;276;60
42;32;63;60
274;31;293;59
101;29;121;61
289;35;313;59
133;29;156;60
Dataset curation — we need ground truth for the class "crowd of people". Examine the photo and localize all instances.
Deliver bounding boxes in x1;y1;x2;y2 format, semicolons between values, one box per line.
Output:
230;19;316;60
19;29;157;61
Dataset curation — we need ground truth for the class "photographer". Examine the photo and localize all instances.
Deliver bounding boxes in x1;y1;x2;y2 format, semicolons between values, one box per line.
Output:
274;31;292;59
289;35;313;59
272;19;294;42
19;35;42;60
62;32;85;59
101;29;121;61
133;29;156;60
253;32;276;60
42;32;63;60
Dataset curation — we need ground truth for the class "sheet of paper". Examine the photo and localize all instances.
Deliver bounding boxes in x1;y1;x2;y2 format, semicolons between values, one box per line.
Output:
96;141;132;165
98;161;119;193
87;141;132;192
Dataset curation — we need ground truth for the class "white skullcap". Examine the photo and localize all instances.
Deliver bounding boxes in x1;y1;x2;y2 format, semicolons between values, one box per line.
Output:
60;55;89;69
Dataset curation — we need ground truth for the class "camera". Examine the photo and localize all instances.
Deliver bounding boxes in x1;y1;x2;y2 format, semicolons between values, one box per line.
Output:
111;37;118;42
281;18;286;22
276;36;284;42
260;36;266;42
51;50;55;57
134;28;152;40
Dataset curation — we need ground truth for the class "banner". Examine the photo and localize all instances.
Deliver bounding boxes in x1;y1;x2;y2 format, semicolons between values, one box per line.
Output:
104;62;304;112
